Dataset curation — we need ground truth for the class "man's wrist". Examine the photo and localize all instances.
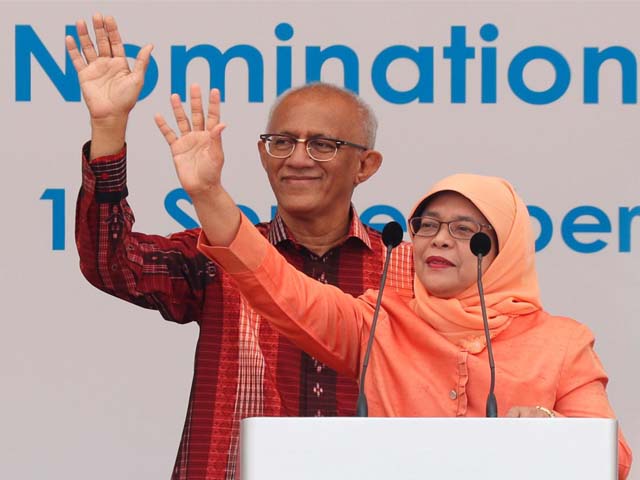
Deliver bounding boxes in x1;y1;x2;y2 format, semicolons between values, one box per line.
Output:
89;119;128;160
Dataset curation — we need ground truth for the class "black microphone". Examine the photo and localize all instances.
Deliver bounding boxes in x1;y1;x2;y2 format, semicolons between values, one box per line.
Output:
356;221;404;417
470;232;498;418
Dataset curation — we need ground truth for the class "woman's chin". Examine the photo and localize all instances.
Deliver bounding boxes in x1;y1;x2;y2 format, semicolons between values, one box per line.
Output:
425;287;459;299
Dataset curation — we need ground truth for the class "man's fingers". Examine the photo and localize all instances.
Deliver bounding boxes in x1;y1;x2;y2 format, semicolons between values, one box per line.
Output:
65;35;86;73
206;88;221;131
132;44;153;77
210;123;226;138
190;84;205;131
154;114;178;146
209;123;226;150
92;13;112;58
76;19;98;63
104;16;125;58
170;94;192;135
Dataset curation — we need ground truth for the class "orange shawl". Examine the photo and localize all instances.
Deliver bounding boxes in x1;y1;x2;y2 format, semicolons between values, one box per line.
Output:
409;174;542;353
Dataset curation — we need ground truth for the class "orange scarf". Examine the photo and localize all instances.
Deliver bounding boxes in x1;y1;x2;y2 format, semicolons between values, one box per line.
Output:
408;174;542;353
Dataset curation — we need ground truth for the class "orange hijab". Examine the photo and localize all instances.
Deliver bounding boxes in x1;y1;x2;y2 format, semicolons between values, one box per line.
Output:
409;174;542;353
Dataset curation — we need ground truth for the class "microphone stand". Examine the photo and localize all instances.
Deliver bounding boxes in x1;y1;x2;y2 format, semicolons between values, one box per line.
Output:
470;232;498;418
356;222;403;417
476;252;498;418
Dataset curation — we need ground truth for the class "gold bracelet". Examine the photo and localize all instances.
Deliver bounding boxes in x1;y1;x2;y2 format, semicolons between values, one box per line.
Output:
535;405;556;418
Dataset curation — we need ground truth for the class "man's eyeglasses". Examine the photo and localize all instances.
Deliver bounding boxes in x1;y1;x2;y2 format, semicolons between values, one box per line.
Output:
259;133;368;162
408;216;493;240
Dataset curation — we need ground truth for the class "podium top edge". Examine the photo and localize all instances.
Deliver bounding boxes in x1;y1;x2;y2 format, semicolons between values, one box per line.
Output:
240;416;617;425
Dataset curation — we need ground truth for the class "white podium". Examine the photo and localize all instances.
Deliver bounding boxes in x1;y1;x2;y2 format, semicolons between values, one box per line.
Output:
239;417;618;479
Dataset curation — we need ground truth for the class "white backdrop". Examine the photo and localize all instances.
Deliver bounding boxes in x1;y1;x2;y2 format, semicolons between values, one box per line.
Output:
2;1;639;478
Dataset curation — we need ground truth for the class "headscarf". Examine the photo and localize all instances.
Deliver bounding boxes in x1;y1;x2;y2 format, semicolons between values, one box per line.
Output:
408;173;542;353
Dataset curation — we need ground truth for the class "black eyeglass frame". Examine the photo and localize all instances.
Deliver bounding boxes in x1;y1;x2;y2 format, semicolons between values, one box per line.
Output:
259;133;368;162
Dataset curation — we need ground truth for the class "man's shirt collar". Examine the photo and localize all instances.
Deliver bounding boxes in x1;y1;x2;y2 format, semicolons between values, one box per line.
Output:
267;206;373;251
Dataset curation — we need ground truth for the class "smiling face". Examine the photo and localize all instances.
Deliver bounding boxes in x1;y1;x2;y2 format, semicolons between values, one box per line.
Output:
413;191;498;299
258;88;381;225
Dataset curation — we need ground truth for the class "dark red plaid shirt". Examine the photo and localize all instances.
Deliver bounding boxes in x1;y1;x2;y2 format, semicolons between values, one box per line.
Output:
75;142;414;479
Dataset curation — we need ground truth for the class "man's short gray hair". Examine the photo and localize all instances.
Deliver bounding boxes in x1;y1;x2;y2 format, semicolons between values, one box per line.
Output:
266;82;378;148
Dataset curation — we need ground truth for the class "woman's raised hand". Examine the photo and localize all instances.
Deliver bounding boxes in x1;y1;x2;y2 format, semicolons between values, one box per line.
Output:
155;85;226;200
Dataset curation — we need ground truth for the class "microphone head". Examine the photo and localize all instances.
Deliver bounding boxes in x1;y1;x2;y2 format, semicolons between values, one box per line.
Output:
382;221;404;248
470;232;492;257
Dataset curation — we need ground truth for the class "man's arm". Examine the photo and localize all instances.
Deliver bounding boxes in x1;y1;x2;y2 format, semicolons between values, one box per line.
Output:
70;15;214;324
75;141;215;324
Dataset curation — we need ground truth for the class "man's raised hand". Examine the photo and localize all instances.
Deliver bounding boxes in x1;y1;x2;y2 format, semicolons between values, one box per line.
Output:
66;14;153;124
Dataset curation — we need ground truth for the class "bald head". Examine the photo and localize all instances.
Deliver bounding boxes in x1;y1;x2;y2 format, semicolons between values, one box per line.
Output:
266;83;378;148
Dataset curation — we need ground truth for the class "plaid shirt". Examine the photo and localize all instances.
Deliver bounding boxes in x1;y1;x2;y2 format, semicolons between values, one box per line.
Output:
75;142;414;479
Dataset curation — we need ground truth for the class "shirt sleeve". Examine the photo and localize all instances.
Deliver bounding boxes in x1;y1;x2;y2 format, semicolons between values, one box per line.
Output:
198;214;372;379
75;141;217;324
555;323;632;479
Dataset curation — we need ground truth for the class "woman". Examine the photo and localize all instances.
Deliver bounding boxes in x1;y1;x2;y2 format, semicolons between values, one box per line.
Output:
157;95;632;478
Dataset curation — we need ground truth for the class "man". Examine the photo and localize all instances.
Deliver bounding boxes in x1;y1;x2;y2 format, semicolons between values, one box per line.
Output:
67;14;413;479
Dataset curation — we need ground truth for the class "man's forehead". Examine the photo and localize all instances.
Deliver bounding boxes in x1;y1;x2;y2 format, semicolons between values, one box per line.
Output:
268;91;360;132
275;90;356;114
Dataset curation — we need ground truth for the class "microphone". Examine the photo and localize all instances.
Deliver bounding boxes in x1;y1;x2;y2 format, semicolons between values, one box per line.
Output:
470;232;491;257
356;221;404;417
470;232;498;418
